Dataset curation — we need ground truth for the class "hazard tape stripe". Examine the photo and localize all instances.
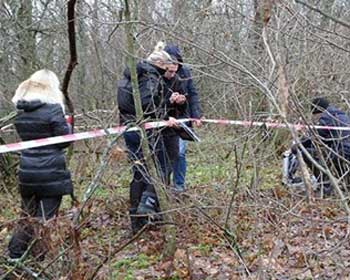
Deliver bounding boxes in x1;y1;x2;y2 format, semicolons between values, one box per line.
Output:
1;118;350;154
0;119;190;154
202;119;350;131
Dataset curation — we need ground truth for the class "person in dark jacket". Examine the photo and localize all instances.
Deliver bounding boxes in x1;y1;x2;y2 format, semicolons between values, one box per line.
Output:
164;44;203;192
161;61;188;185
292;97;350;195
8;69;73;260
117;42;186;234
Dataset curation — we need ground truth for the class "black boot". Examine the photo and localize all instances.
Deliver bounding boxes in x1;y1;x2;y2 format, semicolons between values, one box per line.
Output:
136;191;159;215
129;208;147;235
322;182;333;196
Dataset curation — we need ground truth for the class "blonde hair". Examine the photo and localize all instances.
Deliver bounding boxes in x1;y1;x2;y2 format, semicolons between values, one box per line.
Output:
12;69;65;113
146;41;173;65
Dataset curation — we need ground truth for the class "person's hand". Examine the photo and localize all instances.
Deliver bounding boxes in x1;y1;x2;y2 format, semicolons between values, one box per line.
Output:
170;92;186;105
65;115;73;134
65;115;73;124
175;94;186;104
167;117;179;128
169;92;179;104
295;118;306;133
192;116;204;128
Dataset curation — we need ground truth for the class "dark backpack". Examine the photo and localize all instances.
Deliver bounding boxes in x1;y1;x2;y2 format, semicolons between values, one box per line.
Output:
117;78;136;115
117;72;162;115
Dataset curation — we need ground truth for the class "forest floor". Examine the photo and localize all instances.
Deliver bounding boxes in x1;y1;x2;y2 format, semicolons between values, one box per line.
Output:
1;126;350;279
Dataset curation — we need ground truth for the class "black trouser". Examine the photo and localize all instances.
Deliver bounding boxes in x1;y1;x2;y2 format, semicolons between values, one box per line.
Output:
300;145;350;187
123;130;179;210
161;133;179;185
8;195;62;259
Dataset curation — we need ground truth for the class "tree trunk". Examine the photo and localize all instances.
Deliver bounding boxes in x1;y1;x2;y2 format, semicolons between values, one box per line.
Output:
124;0;177;260
17;0;36;79
249;0;274;115
250;0;273;51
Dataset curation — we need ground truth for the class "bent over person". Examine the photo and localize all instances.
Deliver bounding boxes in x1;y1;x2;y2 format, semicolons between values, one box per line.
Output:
291;97;350;195
117;42;186;234
8;69;73;260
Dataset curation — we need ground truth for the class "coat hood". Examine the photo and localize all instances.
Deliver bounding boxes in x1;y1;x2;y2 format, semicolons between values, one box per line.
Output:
16;100;46;112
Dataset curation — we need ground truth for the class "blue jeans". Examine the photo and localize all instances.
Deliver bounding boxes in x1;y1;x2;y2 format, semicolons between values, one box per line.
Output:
173;138;187;189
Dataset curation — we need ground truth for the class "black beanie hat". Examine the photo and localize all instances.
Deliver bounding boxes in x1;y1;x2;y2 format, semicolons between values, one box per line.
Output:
311;97;329;114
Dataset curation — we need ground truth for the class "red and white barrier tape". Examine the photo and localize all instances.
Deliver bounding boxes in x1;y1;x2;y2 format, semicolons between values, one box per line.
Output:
203;119;350;131
0;119;190;154
0;118;349;154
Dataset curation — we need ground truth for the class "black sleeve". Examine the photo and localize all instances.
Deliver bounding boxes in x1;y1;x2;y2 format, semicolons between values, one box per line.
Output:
50;105;71;149
317;113;338;149
182;67;202;118
300;137;313;150
138;74;162;114
317;115;332;139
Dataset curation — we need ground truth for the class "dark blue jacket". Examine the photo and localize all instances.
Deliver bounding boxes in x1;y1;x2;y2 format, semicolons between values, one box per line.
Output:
177;66;202;119
301;106;350;157
117;61;168;124
14;100;73;197
317;106;350;156
164;44;202;119
163;74;187;119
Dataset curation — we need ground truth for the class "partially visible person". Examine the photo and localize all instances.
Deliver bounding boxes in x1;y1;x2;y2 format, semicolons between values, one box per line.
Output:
117;42;185;234
8;69;73;260
164;44;203;192
291;97;350;195
161;61;188;186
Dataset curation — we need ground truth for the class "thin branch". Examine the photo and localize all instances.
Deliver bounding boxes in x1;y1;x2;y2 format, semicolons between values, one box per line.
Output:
224;142;247;228
87;224;149;280
73;134;121;224
195;206;250;276
61;0;78;116
294;0;350;30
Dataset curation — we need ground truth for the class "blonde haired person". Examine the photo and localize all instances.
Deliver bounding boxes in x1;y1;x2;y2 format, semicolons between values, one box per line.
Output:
117;42;185;235
146;41;173;66
12;69;65;112
8;69;73;261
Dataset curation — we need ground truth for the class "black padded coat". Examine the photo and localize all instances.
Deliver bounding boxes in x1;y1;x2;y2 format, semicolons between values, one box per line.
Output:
14;100;73;197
